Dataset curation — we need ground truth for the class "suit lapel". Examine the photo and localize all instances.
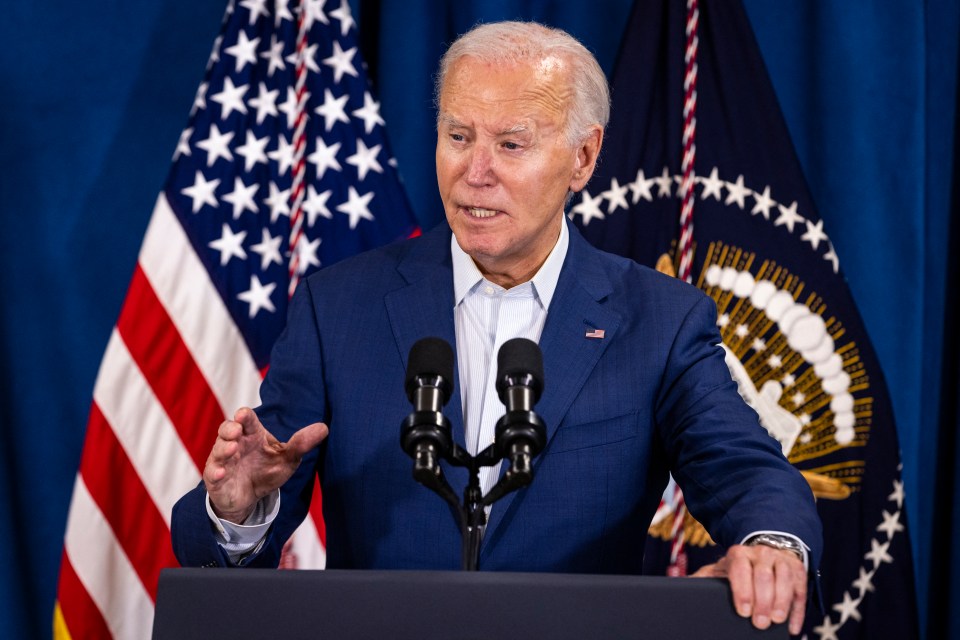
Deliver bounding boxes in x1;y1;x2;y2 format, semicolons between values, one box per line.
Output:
383;225;468;461
482;223;622;553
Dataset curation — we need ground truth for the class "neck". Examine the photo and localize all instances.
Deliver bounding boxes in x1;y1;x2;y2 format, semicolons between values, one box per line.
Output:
472;218;563;289
475;260;544;289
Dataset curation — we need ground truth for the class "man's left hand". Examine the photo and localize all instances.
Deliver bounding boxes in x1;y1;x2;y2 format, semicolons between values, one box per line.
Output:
692;544;807;635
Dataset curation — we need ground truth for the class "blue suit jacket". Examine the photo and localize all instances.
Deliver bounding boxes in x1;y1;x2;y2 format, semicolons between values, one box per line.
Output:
172;221;822;572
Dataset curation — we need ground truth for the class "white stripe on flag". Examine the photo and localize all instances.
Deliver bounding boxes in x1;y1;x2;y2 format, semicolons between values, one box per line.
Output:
289;513;327;569
140;193;263;414
93;330;201;524
63;476;154;640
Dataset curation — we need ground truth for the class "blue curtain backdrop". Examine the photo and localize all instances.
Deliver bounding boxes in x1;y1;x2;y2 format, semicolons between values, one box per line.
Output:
0;1;956;638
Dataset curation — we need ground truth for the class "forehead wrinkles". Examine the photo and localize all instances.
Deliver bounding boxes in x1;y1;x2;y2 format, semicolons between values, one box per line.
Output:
517;80;571;126
440;57;573;132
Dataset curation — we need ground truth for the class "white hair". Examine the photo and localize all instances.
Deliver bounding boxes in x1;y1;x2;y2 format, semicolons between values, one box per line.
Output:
435;21;610;147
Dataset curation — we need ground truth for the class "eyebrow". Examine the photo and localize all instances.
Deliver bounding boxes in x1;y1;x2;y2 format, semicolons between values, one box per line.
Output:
437;114;530;137
500;124;529;136
437;114;466;129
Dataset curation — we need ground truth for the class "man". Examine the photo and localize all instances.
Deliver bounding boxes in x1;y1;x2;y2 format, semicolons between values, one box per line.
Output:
172;21;821;635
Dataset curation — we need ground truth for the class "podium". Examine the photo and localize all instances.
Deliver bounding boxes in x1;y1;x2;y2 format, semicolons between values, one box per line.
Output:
153;569;787;639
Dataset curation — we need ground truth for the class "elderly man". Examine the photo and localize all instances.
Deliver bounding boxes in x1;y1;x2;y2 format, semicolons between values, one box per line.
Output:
172;21;821;635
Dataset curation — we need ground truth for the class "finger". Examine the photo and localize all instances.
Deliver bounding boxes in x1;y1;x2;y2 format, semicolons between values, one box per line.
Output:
286;422;329;459
203;460;228;487
214;437;241;460
690;559;725;578
725;546;755;621
234;407;263;435
203;438;240;485
204;420;243;484
787;560;808;635
750;550;776;630
217;419;242;442
769;554;795;625
209;426;241;463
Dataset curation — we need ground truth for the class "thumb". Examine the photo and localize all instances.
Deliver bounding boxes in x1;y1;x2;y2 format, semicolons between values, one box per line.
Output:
286;422;329;458
691;558;728;578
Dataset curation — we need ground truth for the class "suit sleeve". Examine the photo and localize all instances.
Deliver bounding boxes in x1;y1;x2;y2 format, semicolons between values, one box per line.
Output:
654;294;823;569
171;280;327;568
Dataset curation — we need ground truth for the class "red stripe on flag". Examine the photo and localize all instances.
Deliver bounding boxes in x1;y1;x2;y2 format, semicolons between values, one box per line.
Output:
56;550;113;640
117;265;225;470
81;403;181;600
309;476;326;546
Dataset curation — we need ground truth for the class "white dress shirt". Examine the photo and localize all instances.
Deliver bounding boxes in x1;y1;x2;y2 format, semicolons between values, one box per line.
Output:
451;220;568;496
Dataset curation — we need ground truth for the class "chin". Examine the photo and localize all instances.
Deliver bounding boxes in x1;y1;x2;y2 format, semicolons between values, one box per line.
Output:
456;234;502;262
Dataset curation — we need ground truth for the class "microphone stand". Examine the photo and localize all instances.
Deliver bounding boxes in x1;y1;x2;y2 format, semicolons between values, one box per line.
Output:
404;417;545;571
400;337;546;571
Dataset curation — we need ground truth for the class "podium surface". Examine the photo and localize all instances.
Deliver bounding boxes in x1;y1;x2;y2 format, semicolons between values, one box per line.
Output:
154;568;787;639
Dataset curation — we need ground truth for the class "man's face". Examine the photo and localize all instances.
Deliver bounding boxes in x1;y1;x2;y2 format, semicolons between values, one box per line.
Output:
436;55;599;287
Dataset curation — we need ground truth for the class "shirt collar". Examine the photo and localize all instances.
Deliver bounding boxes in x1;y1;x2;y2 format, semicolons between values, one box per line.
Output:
451;218;569;310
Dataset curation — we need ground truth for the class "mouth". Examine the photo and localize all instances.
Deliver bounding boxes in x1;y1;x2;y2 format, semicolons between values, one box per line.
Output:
463;206;501;219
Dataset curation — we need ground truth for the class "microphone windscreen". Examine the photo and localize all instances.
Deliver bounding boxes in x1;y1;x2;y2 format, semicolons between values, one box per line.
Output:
497;338;544;390
405;337;455;400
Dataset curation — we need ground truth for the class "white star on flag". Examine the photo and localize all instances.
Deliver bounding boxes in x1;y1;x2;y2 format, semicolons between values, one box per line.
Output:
196;124;234;166
699;167;724;200
308;137;342;178
724;174;749;209
208;223;248;266
235;131;270;172
329;0;355;36
237;274;277;317
222;176;259;219
570;189;604;225
774;200;804;232
347;139;383;181
655;166;673;197
249;82;280;124
264;181;292;223
323;40;358;84
302;185;333;226
751;185;775;219
181;170;220;213
260;35;287;77
628;169;654;203
250;227;284;270
352;92;385;134
801;218;828;250
316;89;350;130
602;178;629;213
224;29;260;73
336;185;374;229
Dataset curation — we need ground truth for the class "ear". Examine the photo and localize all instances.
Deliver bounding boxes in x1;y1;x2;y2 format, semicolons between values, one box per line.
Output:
570;125;604;192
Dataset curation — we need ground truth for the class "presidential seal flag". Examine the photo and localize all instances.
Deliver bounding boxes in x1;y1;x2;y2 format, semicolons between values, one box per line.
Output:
53;0;417;637
569;1;919;637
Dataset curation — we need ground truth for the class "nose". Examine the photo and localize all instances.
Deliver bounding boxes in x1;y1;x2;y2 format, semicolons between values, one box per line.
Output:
464;145;495;187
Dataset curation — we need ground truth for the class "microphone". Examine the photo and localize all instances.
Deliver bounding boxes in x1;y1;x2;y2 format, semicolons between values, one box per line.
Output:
493;338;547;487
400;337;455;484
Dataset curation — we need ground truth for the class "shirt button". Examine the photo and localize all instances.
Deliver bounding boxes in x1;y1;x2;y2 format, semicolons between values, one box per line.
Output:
484;286;494;295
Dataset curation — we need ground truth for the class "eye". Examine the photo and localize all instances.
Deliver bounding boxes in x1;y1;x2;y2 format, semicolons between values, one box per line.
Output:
502;141;521;150
450;133;465;143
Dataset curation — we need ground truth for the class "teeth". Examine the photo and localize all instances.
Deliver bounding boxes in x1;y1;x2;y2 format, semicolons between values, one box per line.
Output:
468;207;498;218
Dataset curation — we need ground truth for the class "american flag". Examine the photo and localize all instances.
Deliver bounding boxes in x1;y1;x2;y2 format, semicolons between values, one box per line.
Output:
53;0;417;637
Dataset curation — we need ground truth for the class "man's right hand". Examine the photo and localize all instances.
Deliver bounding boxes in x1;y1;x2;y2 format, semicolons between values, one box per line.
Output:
203;407;328;523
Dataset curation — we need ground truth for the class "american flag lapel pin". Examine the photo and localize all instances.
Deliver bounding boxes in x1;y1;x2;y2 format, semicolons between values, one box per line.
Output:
585;328;605;339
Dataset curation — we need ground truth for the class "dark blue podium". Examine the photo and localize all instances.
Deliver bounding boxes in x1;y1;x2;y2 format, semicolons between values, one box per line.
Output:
153;569;788;639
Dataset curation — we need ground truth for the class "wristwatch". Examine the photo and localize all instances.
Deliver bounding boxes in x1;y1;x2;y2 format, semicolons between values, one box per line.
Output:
746;533;805;563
